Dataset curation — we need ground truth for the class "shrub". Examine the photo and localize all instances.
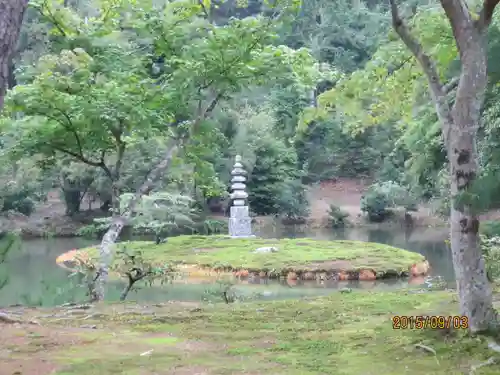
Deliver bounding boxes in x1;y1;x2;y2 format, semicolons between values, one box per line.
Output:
480;235;500;282
0;189;36;216
78;191;196;238
246;137;309;219
327;204;349;228
481;220;500;238
276;179;310;221
361;181;417;222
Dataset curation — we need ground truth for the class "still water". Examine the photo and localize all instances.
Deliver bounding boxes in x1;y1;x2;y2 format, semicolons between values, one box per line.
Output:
0;225;451;307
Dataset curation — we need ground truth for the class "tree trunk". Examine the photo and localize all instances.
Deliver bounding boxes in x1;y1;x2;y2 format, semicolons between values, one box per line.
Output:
0;0;29;110
447;37;496;333
93;140;179;302
389;0;500;333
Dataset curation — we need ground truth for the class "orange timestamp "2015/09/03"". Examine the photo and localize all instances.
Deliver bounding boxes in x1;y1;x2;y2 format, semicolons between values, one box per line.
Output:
392;315;469;330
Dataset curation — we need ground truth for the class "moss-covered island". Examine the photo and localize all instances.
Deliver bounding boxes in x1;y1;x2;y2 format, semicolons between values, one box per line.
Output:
59;235;429;280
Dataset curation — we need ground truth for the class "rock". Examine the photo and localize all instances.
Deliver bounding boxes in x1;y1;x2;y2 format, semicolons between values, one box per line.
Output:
359;269;376;281
234;269;249;278
253;246;278;253
410;260;430;277
303;271;316;280
338;271;349;281
80;324;97;329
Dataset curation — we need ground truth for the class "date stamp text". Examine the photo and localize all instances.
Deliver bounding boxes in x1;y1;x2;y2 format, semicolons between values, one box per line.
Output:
392;315;469;330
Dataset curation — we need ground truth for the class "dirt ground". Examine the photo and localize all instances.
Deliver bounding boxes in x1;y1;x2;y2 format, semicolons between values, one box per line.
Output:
305;178;448;227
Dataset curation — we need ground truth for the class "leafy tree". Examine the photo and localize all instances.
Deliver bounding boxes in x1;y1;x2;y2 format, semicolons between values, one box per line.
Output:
3;41;171;213
315;0;500;332
2;0;320;301
280;0;389;70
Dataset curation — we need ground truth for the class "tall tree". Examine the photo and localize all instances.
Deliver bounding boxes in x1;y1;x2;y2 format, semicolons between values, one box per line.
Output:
0;0;30;110
388;0;499;332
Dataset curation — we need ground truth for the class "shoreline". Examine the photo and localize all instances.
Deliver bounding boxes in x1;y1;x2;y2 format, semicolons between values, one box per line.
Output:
0;177;473;240
8;213;450;240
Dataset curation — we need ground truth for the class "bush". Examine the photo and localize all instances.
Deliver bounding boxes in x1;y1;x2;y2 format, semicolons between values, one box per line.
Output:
480;235;500;282
481;220;500;238
1;189;36;216
247;137;309;219
327;204;349;228
78;191;196;238
276;179;310;221
361;181;417;222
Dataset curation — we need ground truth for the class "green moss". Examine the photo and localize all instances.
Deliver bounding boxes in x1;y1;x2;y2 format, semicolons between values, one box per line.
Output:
81;235;424;274
30;290;500;374
481;220;500;237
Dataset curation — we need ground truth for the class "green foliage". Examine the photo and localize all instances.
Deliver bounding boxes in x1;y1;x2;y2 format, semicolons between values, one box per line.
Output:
202;279;238;304
327;204;349;228
316;6;457;133
79;191;195;237
1;188;35;216
0;158;48;216
480;236;500;282
246;136;308;218
198;219;228;235
481;221;500;238
3;0;322;226
280;0;390;70
0;233;20;292
113;246;178;301
361;181;417;222
295;119;394;182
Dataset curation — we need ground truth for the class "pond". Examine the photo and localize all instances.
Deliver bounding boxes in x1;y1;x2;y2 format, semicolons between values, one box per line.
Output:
0;225;452;307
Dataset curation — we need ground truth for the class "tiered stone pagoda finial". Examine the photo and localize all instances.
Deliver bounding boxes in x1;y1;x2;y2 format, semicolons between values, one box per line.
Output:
229;155;254;238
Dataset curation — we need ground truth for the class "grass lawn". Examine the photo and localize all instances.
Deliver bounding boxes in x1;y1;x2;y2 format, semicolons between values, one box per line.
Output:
76;235;425;277
3;289;500;374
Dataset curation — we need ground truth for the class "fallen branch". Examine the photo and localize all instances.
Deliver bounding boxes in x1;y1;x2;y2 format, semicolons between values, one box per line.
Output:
469;357;496;374
414;343;437;356
0;312;39;325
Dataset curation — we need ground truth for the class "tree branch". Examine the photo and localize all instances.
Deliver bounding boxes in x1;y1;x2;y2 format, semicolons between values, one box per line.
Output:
443;76;460;94
50;143;112;179
389;0;444;97
52;106;86;158
389;0;453;143
36;2;67;37
476;0;500;31
439;0;473;55
50;143;102;167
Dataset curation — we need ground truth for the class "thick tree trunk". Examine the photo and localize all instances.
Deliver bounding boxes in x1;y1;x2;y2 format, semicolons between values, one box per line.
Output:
93;140;178;302
389;0;500;333
447;38;496;333
0;0;29;110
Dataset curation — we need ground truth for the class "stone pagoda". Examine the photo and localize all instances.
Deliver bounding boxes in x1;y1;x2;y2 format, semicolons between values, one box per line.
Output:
228;155;254;238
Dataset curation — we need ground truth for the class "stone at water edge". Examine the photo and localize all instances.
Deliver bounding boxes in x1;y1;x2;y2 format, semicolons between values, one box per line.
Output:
410;260;430;277
358;269;377;281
